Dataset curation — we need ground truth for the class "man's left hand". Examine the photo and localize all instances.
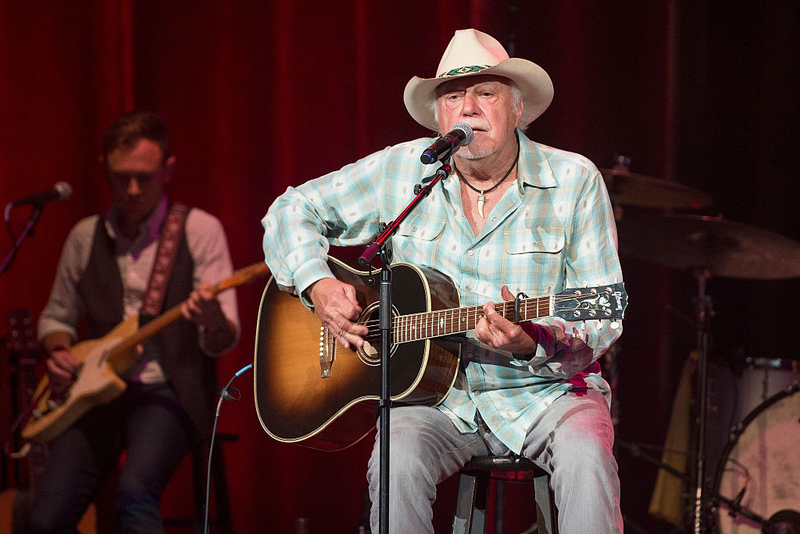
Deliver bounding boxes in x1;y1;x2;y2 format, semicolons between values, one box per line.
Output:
181;282;227;329
474;285;538;354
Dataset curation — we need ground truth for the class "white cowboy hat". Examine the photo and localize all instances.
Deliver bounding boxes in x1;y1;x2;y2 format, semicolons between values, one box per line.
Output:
404;29;554;132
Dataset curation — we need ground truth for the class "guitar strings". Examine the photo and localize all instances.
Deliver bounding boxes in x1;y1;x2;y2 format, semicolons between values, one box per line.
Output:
347;291;616;343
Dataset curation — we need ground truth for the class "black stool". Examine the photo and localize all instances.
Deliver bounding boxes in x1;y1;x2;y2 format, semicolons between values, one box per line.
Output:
452;456;557;534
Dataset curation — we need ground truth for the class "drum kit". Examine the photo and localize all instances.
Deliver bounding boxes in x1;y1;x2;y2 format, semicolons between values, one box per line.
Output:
601;163;800;533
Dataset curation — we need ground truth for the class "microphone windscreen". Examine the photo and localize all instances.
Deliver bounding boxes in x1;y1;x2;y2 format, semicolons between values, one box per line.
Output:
54;181;73;201
452;123;474;146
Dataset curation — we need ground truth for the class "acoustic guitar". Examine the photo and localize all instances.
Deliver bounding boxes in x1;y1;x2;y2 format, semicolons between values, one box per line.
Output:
254;257;627;452
0;309;95;533
21;262;270;444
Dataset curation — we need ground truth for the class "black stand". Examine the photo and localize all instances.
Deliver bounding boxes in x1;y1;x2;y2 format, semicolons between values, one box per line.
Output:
691;268;712;533
1;205;45;276
615;438;775;532
358;162;453;534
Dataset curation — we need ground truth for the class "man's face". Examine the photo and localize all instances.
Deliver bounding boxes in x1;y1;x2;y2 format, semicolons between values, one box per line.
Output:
105;138;173;226
435;75;522;161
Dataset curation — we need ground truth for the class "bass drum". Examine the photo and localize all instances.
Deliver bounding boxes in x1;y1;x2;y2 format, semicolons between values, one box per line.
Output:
713;382;800;533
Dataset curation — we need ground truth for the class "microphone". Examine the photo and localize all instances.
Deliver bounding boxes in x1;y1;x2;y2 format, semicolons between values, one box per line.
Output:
420;123;474;165
7;182;73;208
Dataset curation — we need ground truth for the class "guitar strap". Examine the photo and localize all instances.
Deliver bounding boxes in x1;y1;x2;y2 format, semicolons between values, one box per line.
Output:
140;202;189;318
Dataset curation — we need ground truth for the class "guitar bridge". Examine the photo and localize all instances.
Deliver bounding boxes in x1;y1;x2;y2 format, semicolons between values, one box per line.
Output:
319;325;335;378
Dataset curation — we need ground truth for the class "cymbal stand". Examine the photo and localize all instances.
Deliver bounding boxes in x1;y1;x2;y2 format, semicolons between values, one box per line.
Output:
691;267;712;533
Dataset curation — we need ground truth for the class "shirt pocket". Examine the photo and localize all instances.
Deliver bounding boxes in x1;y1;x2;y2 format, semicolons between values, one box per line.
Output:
394;213;446;261
502;225;566;285
504;225;565;255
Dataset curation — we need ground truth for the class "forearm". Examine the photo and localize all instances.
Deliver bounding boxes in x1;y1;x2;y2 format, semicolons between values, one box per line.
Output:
42;331;74;355
199;318;237;355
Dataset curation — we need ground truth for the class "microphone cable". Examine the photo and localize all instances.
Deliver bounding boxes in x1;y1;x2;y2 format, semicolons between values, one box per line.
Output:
204;363;252;534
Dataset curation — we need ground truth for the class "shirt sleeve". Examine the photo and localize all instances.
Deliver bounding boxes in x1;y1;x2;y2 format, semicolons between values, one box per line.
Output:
185;208;241;355
37;217;98;342
520;166;624;379
261;149;389;306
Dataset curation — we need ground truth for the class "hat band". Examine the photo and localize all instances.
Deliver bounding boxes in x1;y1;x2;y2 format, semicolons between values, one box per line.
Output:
438;65;492;78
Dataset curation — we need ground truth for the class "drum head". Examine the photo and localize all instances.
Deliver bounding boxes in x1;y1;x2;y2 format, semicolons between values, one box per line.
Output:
715;384;800;533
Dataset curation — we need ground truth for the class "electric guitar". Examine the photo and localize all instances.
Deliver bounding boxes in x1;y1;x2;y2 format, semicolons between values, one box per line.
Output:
253;257;627;452
21;262;270;444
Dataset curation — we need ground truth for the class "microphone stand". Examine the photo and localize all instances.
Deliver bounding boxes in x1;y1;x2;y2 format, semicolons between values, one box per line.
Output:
358;161;453;534
691;267;712;533
0;204;45;276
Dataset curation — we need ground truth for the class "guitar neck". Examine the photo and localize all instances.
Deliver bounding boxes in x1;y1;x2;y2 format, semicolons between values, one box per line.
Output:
394;295;552;344
108;262;269;364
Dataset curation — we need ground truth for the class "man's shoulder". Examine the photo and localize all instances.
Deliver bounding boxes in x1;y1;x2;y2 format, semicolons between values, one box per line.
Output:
523;138;599;182
183;206;227;239
66;214;102;243
526;139;597;171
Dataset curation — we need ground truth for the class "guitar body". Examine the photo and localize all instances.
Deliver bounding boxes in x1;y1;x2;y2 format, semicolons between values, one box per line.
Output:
21;316;137;443
254;258;462;451
19;261;268;445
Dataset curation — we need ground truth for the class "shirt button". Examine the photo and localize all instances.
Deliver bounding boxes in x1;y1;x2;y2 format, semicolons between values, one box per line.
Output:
467;250;474;256
411;225;417;232
465;284;471;290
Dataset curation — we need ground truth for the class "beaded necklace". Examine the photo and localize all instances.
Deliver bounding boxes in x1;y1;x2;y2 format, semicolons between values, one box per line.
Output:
453;137;520;218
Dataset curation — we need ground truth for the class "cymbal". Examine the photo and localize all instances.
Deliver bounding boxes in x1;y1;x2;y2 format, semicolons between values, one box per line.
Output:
601;169;713;209
617;214;800;279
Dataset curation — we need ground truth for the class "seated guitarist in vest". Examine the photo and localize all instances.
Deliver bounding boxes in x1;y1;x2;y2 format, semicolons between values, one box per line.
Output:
29;111;240;533
261;30;624;533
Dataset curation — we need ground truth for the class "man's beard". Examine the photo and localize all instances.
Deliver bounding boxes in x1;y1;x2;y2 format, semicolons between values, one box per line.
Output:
458;142;494;160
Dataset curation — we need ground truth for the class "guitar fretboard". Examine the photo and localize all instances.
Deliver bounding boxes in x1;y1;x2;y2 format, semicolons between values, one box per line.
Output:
394;295;552;343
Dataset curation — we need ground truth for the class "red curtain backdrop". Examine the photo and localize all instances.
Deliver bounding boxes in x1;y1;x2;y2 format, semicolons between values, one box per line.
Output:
2;2;798;533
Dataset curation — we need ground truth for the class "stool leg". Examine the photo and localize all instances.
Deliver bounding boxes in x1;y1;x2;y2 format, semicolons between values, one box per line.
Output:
495;479;504;534
210;442;232;533
533;472;558;534
452;471;491;534
453;472;477;534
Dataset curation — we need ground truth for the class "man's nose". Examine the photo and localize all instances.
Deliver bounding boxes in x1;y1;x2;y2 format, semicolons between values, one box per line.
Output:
127;177;141;195
461;92;479;116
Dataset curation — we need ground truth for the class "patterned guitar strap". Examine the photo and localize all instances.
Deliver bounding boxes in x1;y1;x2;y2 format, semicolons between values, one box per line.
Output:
140;202;189;321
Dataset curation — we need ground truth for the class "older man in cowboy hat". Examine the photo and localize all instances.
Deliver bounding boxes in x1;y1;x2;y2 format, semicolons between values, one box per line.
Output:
262;29;624;533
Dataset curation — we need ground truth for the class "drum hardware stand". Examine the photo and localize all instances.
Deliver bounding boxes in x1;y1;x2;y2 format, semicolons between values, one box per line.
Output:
687;268;793;534
691;267;713;533
615;437;777;533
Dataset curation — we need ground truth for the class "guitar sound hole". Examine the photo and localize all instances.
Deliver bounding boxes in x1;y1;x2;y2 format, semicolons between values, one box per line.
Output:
356;301;399;366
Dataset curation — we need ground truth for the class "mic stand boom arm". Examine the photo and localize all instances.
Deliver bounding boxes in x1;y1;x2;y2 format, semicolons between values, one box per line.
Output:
1;205;45;276
357;161;453;534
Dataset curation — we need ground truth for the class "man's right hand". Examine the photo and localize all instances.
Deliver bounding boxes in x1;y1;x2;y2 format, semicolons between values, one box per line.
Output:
307;277;369;349
46;347;78;394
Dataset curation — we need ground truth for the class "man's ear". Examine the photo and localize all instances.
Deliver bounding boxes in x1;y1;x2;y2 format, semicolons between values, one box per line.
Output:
515;102;524;128
162;155;177;185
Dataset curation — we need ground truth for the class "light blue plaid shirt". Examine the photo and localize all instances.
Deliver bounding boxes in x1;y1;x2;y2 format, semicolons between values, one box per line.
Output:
262;131;623;453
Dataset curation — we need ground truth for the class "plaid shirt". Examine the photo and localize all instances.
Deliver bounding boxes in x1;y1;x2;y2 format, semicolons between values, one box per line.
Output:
262;132;623;453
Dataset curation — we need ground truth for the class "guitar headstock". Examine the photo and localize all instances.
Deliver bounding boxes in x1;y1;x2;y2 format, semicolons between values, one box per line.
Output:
6;307;38;356
554;283;627;321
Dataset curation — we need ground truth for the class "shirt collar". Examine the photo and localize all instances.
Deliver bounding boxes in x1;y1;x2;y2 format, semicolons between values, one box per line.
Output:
104;195;169;256
516;132;558;189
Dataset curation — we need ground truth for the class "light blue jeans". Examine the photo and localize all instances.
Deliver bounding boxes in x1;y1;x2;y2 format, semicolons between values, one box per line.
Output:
367;388;622;533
